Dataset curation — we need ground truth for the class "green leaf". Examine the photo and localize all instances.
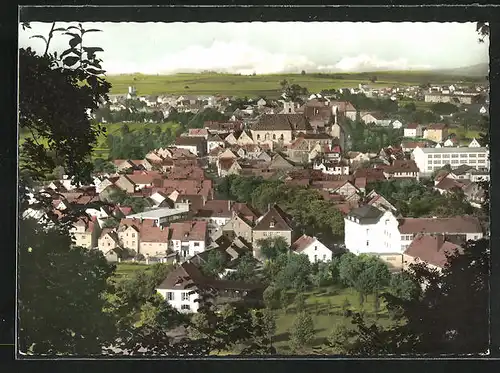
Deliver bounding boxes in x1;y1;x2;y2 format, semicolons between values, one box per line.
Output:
63;56;80;67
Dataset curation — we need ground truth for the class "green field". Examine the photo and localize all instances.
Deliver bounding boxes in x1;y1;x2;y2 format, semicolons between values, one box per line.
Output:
105;71;481;98
113;262;151;280
270;285;392;353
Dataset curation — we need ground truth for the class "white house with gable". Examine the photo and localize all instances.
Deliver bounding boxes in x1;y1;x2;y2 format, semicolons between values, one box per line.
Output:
291;234;333;263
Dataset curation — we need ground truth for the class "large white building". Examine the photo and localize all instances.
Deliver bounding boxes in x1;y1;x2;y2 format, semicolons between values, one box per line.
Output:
344;205;402;258
344;205;484;269
411;146;489;175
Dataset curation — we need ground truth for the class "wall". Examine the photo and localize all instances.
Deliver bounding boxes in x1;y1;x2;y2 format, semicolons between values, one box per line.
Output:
251;130;293;145
118;227;140;253
344;211;401;255
301;240;333;263
157;288;200;313
140;241;169;257
171;239;206;259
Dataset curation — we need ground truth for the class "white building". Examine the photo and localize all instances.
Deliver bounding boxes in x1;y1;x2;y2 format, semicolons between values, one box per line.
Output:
290;234;333;263
126;206;190;227
344;205;402;259
169;221;208;260
411;146;489;175
312;159;350;176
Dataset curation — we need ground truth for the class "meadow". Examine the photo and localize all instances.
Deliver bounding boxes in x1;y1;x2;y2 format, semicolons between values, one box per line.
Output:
105;71;482;98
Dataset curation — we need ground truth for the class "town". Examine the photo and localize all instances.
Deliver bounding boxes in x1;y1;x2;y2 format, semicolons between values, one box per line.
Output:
22;75;490;354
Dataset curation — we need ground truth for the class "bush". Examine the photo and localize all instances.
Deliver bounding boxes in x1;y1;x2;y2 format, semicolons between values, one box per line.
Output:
263;285;281;310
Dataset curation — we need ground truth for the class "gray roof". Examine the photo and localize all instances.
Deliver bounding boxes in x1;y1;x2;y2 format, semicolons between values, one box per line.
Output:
126;206;189;220
415;146;488;154
347;205;384;224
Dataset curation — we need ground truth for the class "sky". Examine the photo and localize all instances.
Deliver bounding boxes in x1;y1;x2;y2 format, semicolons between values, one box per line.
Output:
18;22;489;75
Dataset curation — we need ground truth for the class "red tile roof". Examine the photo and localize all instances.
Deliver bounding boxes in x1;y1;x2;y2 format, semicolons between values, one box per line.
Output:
405;234;463;268
399;215;483;235
291;234;316;253
119;218;170;243
169;221;208;241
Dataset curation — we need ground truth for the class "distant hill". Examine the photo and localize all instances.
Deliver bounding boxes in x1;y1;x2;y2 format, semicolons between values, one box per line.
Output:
432;63;489;77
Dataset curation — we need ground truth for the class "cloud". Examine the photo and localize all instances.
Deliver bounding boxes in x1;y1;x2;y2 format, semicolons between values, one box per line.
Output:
102;41;433;75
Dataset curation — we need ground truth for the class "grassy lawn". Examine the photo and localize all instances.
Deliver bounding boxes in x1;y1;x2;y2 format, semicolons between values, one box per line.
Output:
271;285;393;354
105;71;478;98
112;262;151;280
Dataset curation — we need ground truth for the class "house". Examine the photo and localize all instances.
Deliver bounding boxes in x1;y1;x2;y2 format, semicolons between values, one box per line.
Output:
443;137;458;147
70;217;100;249
257;98;266;107
344;206;402;266
433;177;470;195
411;146;489;174
187;128;210;139
404;123;423;138
403;234;462;271
365;190;398;215
126;206;190;226
221;212;256;243
268;153;297;170
390;120;403;129
104;247;125;263
98;228;122;255
207;134;226;153
169;221;208;260
174;136;207;156
252;204;294;259
251;114;313;145
423;123;448;143
398;215;484;251
361;112;384;125
194;200;233;236
156;261;263;313
290;234;333;263
400;140;432;153
204;121;243;134
313;158;350;176
463;182;487;208
117;218;171;258
379;160;419;180
468;138;482;148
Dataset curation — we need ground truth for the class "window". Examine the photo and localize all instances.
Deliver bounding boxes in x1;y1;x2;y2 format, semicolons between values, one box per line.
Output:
194;242;200;247
323;254;327;261
451;159;459;164
478;154;486;158
469;153;477;158
288;108;292;113
269;221;275;228
451;154;459;158
443;154;450;159
366;241;369;247
314;255;318;262
181;292;190;301
366;229;369;235
474;235;479;240
314;246;317;251
132;233;136;238
167;292;174;301
470;159;477;164
257;134;260;140
181;305;191;310
434;154;442;158
107;242;110;247
263;232;268;237
273;134;276;140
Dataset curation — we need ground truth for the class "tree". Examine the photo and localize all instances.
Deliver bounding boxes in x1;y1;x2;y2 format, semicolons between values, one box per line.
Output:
324;324;356;354
280;289;289;312
275;253;312;291
301;70;306;75
263;285;281;310
225;253;258;283
294;292;306;313
289;312;315;352
200;250;227;278
19;26;110;186
311;261;333;288
344;238;489;354
389;272;420;302
370;76;377;83
256;236;290;261
251;308;276;343
18;218;117;355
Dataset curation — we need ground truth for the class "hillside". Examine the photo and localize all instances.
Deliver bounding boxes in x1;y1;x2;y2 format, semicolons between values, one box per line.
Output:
104;71;486;98
433;63;489;77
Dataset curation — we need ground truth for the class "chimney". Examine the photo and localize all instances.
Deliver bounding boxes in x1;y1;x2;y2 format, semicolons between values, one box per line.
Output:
435;234;445;249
